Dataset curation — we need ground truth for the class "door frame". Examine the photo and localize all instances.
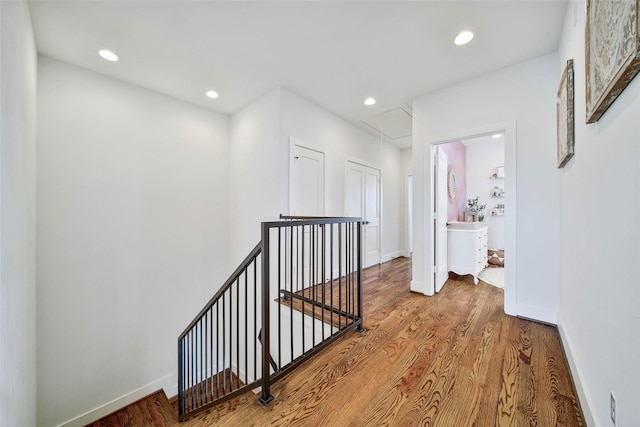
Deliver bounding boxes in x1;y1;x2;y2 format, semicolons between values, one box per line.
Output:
289;137;326;216
405;173;413;258
434;146;448;292
420;121;516;315
345;157;383;268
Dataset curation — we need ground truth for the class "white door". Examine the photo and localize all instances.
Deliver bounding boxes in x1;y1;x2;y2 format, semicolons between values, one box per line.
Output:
346;161;381;268
434;147;448;292
290;143;325;216
290;142;325;289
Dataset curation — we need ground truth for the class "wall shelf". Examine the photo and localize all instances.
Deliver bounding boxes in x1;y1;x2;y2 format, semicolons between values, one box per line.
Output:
491;186;504;198
490;166;505;179
491;203;505;217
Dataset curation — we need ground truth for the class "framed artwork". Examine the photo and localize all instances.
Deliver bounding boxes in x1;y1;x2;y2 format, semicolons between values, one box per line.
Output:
558;59;575;168
585;0;640;123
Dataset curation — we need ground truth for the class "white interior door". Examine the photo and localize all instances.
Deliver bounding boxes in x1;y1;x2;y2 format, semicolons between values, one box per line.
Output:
290;141;325;288
346;161;381;268
435;147;448;292
290;143;325;216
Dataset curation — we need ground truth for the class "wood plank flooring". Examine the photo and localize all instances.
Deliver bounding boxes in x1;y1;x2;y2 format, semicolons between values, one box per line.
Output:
85;390;175;427
88;257;584;426
178;258;584;426
277;272;360;328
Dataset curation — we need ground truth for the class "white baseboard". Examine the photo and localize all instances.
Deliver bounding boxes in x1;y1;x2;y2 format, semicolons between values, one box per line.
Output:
381;251;403;264
57;374;174;427
557;315;595;427
164;382;178;401
410;280;432;296
233;362;256;387
515;303;557;325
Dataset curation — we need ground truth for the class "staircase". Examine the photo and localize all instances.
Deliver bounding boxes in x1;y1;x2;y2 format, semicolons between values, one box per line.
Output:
176;216;364;420
85;390;177;426
85;217;364;426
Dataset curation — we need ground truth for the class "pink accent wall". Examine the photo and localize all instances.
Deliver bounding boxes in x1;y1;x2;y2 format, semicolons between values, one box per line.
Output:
440;141;467;222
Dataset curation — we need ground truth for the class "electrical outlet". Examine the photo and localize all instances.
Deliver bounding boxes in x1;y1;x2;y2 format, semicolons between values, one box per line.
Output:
610;391;617;426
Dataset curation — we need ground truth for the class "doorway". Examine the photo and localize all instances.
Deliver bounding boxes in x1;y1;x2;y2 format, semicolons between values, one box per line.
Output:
424;122;516;313
434;146;448;292
406;174;413;257
345;160;381;268
289;138;325;287
289;139;325;216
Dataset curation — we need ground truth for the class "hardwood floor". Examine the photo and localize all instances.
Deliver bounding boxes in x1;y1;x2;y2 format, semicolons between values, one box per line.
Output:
89;257;584;426
178;258;584;426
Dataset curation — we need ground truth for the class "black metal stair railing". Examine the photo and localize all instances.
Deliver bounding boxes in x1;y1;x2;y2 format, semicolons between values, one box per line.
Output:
177;242;263;419
177;216;363;421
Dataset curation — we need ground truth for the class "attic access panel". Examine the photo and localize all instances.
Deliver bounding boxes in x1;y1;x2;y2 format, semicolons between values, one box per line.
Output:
361;106;412;140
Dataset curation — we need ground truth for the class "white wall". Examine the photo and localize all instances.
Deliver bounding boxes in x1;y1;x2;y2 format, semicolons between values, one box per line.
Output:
0;2;38;426
230;88;405;263
281;90;380;215
400;148;412;175
465;138;505;249
36;57;231;426
280;90;404;262
412;53;560;324
556;2;640;426
229;88;282;266
380;142;403;261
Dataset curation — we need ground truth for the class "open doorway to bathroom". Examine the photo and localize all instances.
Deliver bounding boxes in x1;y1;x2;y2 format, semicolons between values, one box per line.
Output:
430;130;510;294
459;134;505;288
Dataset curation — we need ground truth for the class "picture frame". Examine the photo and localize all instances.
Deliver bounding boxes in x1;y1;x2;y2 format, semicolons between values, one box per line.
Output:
557;59;575;168
585;0;640;123
463;211;477;222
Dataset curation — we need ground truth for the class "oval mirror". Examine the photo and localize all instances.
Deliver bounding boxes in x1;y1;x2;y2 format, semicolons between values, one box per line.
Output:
447;166;456;200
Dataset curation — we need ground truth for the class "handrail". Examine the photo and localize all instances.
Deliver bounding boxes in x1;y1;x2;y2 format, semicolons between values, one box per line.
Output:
279;214;363;222
178;242;262;340
178;217;363;420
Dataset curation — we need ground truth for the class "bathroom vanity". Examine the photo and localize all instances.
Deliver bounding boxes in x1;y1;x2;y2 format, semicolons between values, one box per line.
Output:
447;223;488;284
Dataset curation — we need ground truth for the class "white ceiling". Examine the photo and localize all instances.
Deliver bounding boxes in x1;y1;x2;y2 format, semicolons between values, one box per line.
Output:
28;1;568;148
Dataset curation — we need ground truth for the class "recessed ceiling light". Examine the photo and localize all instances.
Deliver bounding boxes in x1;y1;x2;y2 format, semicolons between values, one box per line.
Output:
98;49;118;62
492;133;502;139
364;97;376;106
206;90;219;99
454;31;474;46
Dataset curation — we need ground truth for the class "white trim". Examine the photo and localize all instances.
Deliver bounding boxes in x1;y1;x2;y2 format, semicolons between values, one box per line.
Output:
422;121;517;316
345;158;383;267
345;156;382;172
557;314;596;427
57;374;173;427
233;362;255;387
289;137;326;216
516;304;557;325
405;173;413;258
410;280;430;296
381;250;403;264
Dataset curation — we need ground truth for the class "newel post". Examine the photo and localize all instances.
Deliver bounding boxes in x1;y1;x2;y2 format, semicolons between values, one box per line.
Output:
356;220;365;333
258;222;275;406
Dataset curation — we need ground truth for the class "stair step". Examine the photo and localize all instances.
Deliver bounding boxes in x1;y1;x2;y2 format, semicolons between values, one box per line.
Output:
84;389;176;427
278;278;358;328
180;369;244;413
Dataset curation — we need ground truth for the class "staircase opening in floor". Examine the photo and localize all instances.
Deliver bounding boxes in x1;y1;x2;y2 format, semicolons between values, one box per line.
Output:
177;216;365;421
